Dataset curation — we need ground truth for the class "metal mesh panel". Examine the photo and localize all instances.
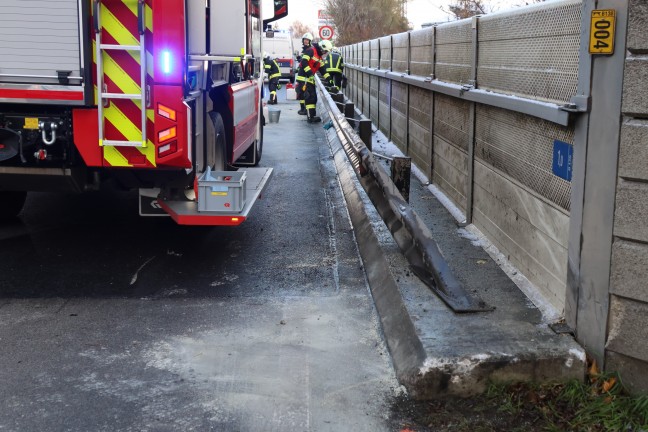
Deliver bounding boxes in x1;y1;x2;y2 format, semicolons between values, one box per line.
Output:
409;86;433;174
370;75;380;125
410;27;434;78
434;93;470;152
380;36;392;70
370;39;380;68
362;41;371;67
379;77;391;137
475;104;574;210
435;21;472;84
391;81;408;152
392;32;409;73
477;0;582;103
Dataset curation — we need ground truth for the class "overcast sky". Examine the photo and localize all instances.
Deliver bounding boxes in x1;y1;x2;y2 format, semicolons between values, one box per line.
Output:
266;0;556;36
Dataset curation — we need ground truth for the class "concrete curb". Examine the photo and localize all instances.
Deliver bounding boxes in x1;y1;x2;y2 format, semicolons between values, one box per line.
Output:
325;124;427;386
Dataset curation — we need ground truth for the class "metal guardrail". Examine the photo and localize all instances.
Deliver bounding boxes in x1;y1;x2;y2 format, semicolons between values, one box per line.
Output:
317;77;492;313
343;64;573;126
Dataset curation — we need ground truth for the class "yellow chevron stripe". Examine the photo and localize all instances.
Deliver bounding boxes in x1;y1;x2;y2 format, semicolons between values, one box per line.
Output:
103;104;156;167
123;1;153;32
103;51;140;94
103;146;129;166
101;4;140;51
100;4;155;80
104;103;142;142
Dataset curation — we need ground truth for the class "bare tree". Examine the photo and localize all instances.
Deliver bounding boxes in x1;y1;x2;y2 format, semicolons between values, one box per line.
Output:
289;21;316;40
445;0;488;19
323;0;410;45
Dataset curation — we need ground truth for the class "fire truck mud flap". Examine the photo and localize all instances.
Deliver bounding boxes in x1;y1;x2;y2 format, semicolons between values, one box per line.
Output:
157;167;273;226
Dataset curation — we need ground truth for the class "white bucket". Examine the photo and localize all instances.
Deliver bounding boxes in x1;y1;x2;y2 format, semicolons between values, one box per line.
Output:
268;109;281;123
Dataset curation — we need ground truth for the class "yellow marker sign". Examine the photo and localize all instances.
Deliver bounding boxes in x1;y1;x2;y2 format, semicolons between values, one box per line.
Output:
24;117;39;129
589;9;616;55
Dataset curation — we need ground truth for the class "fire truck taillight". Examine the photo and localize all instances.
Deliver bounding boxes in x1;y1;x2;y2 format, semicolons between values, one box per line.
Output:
157;104;177;121
158;141;177;157
158;127;177;143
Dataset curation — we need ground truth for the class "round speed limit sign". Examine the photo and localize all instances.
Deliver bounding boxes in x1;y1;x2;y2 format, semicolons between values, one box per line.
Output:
319;25;333;40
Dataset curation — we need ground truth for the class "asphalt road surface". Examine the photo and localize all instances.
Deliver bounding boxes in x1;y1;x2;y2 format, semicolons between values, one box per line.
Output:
0;92;405;431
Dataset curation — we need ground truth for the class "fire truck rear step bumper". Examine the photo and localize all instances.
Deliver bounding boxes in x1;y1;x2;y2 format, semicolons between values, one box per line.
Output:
157;167;273;226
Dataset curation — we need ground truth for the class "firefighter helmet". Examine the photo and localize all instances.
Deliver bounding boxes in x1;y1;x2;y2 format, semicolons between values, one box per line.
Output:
302;32;313;43
319;40;333;53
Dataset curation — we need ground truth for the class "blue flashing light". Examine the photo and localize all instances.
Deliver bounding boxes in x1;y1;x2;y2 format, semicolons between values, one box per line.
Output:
162;50;172;74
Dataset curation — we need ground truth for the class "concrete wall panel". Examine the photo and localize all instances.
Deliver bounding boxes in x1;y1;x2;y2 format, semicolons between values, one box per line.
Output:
379;78;391;138
606;295;648;363
432;137;467;212
614;179;648;243
434;93;470;153
391;81;408;153
627;0;648;54
473;163;569;311
618;119;648;181
370;75;380;126
610;239;648;304
622;58;648;116
606;351;648;395
409;86;433;175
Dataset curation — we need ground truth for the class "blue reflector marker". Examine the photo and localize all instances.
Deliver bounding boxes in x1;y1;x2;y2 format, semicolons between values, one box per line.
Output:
552;140;573;182
162;51;172;74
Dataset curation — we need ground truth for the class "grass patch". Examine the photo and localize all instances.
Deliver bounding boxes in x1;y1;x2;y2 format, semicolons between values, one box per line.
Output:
391;368;648;431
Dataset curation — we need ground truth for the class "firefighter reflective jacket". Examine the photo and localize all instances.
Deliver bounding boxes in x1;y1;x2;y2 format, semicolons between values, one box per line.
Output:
325;52;344;74
264;57;281;80
297;44;327;84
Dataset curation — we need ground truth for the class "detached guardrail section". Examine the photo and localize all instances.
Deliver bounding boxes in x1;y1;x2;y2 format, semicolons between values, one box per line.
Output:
319;80;491;312
342;0;584;313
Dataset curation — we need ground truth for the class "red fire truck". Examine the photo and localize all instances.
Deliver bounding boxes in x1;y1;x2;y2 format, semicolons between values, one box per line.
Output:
0;0;287;225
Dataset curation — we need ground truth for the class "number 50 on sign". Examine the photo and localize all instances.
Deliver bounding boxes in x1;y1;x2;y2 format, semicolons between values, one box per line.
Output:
589;9;616;55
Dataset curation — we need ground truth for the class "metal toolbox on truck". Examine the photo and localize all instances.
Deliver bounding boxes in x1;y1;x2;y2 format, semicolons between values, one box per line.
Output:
197;168;247;212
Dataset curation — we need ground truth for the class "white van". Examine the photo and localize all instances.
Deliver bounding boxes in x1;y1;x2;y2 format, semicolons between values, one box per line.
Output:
262;29;295;82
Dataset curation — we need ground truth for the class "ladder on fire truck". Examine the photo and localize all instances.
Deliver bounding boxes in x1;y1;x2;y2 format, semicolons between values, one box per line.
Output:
94;0;147;148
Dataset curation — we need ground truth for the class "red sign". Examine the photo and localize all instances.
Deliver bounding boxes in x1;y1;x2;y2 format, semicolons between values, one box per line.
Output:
319;25;334;40
318;10;332;20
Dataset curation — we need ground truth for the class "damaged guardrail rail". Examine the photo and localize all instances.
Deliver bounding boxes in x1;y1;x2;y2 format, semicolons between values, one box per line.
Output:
317;77;492;313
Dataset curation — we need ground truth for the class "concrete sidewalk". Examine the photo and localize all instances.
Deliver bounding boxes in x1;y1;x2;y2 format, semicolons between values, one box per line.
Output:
316;90;587;399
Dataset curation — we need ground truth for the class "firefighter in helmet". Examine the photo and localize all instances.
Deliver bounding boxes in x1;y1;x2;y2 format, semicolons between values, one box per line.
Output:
297;39;333;123
324;47;344;91
264;52;281;104
296;32;314;114
301;32;313;52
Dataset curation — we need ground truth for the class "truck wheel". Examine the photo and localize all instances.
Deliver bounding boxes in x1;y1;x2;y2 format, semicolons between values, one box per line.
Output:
253;121;263;166
0;191;27;221
208;111;227;171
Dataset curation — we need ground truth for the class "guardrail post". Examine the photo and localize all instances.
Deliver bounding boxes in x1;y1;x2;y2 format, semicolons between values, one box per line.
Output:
391;156;411;202
359;118;372;151
344;102;355;119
